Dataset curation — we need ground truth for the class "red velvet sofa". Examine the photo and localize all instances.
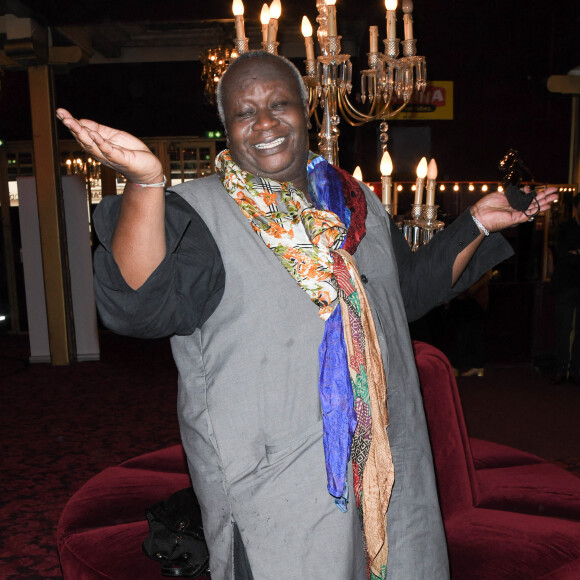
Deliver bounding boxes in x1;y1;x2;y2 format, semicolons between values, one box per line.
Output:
57;342;580;579
413;341;580;579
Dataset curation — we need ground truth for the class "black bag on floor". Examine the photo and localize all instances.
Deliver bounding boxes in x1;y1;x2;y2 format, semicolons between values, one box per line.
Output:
143;487;210;577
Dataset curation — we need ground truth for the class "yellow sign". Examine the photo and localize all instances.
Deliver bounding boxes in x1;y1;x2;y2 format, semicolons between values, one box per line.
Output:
395;81;454;120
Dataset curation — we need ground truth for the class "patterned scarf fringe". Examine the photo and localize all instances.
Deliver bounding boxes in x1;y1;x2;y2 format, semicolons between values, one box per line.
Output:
333;249;394;578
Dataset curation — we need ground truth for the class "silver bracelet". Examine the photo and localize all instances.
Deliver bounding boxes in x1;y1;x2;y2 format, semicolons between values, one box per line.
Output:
129;175;167;188
472;215;490;236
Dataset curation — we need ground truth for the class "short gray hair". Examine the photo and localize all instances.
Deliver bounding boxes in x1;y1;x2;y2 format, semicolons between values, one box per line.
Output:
216;50;309;130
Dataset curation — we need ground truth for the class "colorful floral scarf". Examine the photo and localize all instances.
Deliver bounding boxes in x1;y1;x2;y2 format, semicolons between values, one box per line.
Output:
216;150;393;579
217;150;346;319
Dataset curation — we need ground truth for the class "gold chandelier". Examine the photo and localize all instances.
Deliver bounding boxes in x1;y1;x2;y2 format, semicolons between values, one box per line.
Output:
212;1;440;250
200;46;238;104
227;0;426;166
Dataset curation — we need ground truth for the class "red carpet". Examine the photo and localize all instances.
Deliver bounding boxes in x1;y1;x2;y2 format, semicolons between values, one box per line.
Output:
0;332;181;579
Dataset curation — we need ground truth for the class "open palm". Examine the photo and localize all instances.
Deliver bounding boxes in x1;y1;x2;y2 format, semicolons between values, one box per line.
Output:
56;108;163;185
473;187;558;233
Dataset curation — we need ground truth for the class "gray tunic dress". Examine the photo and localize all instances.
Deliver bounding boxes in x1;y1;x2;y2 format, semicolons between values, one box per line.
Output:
93;174;512;579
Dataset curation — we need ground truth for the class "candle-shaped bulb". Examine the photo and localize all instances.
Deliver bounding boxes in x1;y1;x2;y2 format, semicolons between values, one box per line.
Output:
353;166;363;181
385;0;397;40
269;0;281;19
261;3;270;23
427;158;437;180
325;0;337;37
302;16;315;60
261;3;270;42
267;0;281;43
232;0;245;40
416;156;428;178
413;156;427;205
380;152;393;205
232;0;244;16
402;0;413;40
380;151;393;176
301;15;313;37
426;158;438;206
369;25;379;52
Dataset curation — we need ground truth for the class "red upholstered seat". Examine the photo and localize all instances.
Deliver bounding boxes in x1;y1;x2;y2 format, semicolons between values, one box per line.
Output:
57;447;196;580
413;341;580;578
444;509;580;580
470;437;547;470
59;520;162;580
475;462;580;519
120;443;189;473
57;344;580;579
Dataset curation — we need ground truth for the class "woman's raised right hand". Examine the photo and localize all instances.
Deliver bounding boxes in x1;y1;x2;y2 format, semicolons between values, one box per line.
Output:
56;108;164;186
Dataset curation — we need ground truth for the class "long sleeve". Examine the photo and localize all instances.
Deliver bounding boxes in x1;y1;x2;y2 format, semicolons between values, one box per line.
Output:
93;191;225;338
388;209;514;322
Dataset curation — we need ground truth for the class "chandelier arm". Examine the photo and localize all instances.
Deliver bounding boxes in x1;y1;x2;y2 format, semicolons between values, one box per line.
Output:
309;100;317;118
312;106;323;130
307;86;318;116
378;99;413;119
357;91;385;119
374;92;396;115
338;90;381;124
337;98;371;127
367;91;394;118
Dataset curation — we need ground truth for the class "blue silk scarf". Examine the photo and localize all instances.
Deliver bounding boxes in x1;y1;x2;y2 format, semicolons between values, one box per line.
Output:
307;155;356;509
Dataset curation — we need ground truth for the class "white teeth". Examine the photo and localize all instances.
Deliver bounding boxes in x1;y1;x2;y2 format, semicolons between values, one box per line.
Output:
255;137;284;150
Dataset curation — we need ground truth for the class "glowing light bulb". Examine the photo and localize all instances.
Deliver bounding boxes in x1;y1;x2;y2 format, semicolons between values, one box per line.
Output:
380;151;393;176
380;152;393;205
232;0;244;16
301;16;315;59
301;15;313;37
416;157;428;178
269;0;281;19
232;0;245;40
261;3;270;23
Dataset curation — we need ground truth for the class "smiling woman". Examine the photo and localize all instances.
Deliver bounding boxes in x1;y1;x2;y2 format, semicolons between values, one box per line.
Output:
217;51;311;193
56;46;559;580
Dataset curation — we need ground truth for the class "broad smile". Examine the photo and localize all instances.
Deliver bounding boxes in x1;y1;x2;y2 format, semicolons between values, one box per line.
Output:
254;137;285;150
